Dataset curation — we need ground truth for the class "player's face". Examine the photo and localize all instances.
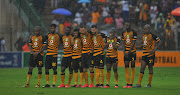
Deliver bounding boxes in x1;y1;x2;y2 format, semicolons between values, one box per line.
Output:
65;27;71;34
50;27;56;33
110;31;115;37
91;28;97;34
34;28;40;35
80;27;86;34
144;27;150;33
74;31;78;38
125;23;130;30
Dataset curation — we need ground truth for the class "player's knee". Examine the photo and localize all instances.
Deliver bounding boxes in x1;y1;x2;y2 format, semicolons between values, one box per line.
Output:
113;67;117;73
131;62;135;68
61;67;66;72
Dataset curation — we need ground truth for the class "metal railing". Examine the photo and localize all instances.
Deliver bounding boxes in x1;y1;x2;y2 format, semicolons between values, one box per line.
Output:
13;0;48;34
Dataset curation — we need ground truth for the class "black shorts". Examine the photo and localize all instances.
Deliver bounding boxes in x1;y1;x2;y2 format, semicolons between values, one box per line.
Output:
45;55;57;69
106;57;118;64
72;58;81;70
142;55;155;66
124;53;136;61
93;55;104;67
61;56;72;68
81;53;93;68
29;54;43;67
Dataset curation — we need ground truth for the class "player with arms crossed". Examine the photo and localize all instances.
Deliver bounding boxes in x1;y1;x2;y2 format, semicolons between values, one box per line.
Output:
104;29;120;88
79;25;93;88
91;25;105;87
133;24;161;88
71;29;84;87
23;26;46;88
43;24;60;88
122;22;137;88
58;27;73;88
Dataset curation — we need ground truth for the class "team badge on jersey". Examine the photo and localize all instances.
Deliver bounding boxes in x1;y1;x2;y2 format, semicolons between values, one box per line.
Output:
74;40;78;49
94;36;97;45
126;35;131;44
64;38;69;47
144;36;147;45
83;35;87;44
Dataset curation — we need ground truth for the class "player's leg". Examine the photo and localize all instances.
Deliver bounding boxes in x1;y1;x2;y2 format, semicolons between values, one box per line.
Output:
79;64;83;87
99;55;105;87
130;54;136;87
89;54;94;87
94;56;100;87
133;57;147;88
72;59;79;87
81;53;89;87
59;57;66;88
52;57;57;87
113;59;118;88
43;55;51;88
123;60;130;88
104;57;112;88
66;58;73;88
36;55;43;88
23;54;34;87
144;56;154;88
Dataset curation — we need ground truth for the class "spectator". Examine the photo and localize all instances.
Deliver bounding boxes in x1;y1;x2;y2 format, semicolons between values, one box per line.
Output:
74;11;83;25
102;5;109;18
1;37;7;52
139;1;148;27
115;16;124;35
150;2;158;25
64;18;72;29
59;22;64;35
14;37;25;51
165;25;175;50
51;0;58;8
91;9;100;25
121;0;130;22
164;13;176;29
104;15;114;25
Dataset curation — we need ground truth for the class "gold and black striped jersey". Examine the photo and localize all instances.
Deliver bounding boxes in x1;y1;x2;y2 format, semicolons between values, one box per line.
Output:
72;37;82;59
80;32;93;54
60;35;73;57
106;37;120;58
45;33;60;57
92;34;105;56
143;33;160;57
29;34;46;56
122;30;137;54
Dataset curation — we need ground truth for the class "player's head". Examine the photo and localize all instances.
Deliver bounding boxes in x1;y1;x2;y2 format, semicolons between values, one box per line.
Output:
50;24;56;33
110;29;116;37
65;26;71;35
80;25;87;34
125;22;131;30
91;25;98;35
34;26;41;35
73;28;80;38
144;24;151;33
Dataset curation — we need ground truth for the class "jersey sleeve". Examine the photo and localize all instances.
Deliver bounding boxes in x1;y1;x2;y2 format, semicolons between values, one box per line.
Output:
121;31;125;40
152;33;160;42
132;31;137;41
42;35;47;46
28;36;32;46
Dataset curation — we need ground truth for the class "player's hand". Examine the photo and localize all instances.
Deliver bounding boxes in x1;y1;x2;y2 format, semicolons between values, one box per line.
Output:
149;50;155;55
125;53;129;58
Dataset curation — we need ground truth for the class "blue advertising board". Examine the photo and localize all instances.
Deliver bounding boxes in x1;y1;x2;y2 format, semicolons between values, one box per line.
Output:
0;52;22;68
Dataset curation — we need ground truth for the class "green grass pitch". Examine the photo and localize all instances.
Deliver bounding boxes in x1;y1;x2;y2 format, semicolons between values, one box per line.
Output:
0;67;180;95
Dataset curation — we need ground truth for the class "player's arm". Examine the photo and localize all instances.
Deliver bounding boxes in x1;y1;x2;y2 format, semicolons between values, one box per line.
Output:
128;31;137;54
112;38;120;49
28;36;34;54
121;32;126;54
149;34;162;55
104;37;109;49
37;35;46;54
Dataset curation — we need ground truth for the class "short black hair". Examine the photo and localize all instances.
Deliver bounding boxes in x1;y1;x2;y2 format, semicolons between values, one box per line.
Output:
80;25;86;28
91;25;97;29
74;28;79;32
50;24;56;28
110;29;116;33
66;26;71;30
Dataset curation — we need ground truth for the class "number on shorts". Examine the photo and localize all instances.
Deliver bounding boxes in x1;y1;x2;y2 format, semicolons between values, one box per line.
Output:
52;62;56;66
39;61;42;66
132;57;134;61
149;59;153;64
